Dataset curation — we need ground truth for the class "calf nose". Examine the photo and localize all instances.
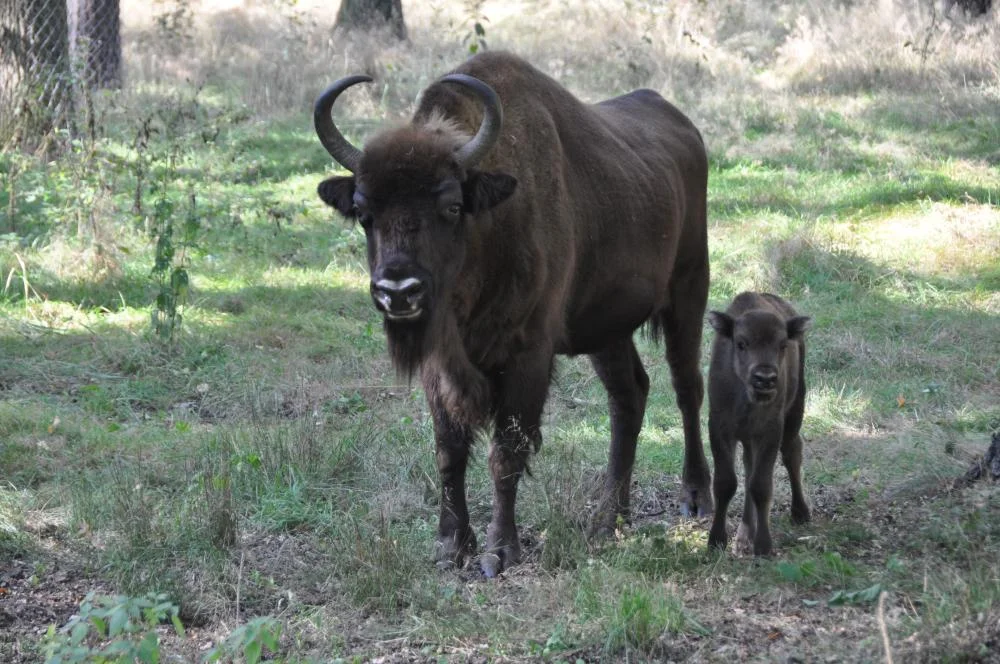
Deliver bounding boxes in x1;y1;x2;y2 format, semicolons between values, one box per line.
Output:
751;368;778;391
370;277;426;318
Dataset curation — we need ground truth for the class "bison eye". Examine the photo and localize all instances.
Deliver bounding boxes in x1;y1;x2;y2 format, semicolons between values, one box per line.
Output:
446;203;462;218
736;340;747;352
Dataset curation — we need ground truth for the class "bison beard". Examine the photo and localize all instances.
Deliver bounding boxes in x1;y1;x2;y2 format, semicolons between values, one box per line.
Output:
384;317;427;382
387;310;493;429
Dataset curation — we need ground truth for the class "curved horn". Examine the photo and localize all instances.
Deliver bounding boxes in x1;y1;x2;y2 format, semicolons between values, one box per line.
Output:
314;74;372;173
439;74;503;169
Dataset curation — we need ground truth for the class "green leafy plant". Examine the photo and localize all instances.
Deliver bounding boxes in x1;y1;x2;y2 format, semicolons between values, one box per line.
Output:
203;616;282;664
828;583;885;606
42;592;184;664
149;190;199;341
602;587;707;655
461;0;489;54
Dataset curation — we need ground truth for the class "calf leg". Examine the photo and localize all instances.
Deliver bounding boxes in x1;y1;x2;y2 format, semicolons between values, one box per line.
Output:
747;439;780;556
708;418;737;549
424;381;477;567
482;348;553;577
659;266;712;517
782;432;811;524
782;380;811;524
589;338;650;536
735;441;755;553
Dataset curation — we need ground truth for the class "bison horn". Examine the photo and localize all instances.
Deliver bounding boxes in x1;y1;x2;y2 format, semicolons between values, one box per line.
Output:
440;74;503;170
314;74;372;173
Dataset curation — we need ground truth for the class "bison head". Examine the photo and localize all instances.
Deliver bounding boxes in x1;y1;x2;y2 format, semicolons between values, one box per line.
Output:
708;309;811;404
314;74;517;376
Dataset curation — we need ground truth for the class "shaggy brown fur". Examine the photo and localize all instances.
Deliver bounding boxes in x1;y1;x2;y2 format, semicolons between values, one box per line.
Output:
317;51;711;575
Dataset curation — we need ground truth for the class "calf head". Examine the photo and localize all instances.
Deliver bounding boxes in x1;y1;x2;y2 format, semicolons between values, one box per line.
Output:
314;74;517;375
709;309;811;403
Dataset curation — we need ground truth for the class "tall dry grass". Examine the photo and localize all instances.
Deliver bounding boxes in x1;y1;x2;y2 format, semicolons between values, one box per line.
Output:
120;0;1000;144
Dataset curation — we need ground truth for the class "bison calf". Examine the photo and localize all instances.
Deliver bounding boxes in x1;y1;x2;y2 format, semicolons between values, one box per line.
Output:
706;292;812;556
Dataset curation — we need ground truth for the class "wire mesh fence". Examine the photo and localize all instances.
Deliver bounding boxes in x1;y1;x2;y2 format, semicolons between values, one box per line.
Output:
1;0;120;148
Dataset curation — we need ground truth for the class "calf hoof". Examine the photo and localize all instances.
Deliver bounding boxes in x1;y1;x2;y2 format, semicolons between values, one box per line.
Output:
680;485;714;518
587;502;627;539
734;523;753;555
707;526;729;551
791;503;811;525
435;528;477;569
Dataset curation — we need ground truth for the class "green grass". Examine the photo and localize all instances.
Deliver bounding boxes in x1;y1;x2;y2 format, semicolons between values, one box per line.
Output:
1;1;999;662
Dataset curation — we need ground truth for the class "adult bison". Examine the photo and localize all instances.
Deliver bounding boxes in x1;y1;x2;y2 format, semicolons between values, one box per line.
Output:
314;51;711;576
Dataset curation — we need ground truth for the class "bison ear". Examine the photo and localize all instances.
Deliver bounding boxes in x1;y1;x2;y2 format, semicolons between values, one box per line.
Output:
787;315;812;340
707;311;734;338
317;176;357;218
463;171;518;215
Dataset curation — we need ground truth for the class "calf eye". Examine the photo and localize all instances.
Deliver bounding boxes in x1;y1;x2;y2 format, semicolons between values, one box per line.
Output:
736;340;747;352
446;203;462;217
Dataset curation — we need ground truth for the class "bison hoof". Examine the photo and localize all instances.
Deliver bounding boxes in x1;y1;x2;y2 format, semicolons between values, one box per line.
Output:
435;528;477;568
480;535;521;578
480;544;521;578
791;503;811;525
707;528;729;551
587;506;626;539
680;486;713;518
480;552;502;578
734;523;753;555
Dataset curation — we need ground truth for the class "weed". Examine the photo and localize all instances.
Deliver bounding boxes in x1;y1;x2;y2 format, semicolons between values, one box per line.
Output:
203;616;282;664
41;592;184;664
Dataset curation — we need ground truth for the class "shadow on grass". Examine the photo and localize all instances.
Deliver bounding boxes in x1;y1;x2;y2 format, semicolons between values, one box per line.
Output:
711;163;997;220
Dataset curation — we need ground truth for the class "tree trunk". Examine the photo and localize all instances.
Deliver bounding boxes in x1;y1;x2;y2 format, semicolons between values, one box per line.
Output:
335;0;407;41
73;0;122;88
0;0;75;144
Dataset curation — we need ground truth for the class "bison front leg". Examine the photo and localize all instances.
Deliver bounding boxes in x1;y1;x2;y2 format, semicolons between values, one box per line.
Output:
746;437;780;556
734;441;756;554
481;350;552;578
708;419;738;550
426;388;478;568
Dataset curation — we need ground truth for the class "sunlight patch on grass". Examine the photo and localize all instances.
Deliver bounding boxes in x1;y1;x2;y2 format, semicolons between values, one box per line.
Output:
260;265;367;292
861;203;1000;280
804;383;871;437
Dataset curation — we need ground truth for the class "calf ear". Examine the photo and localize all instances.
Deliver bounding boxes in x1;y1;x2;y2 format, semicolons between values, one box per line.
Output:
787;315;812;339
463;171;518;215
317;176;357;218
707;311;734;338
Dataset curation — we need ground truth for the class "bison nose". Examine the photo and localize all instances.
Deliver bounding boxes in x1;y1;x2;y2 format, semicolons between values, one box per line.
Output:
371;277;426;320
750;368;778;391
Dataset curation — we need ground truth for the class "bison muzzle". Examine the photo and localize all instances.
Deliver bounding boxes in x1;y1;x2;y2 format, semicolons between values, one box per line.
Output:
706;292;812;556
315;51;712;576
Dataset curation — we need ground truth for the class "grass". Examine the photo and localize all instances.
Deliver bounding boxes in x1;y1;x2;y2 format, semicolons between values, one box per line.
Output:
1;0;999;662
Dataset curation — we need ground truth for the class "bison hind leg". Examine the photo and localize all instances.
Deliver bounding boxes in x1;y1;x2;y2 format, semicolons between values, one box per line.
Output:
587;338;650;537
781;432;811;525
657;267;712;518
